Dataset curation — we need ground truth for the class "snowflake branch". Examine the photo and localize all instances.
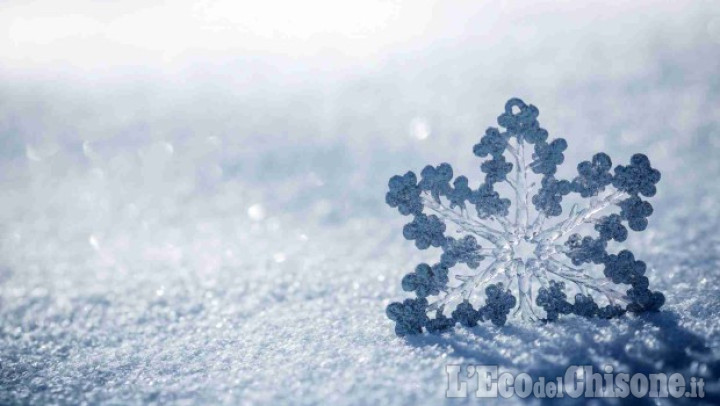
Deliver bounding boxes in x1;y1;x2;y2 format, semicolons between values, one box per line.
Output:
534;190;629;243
421;194;506;246
427;260;508;312
546;259;629;304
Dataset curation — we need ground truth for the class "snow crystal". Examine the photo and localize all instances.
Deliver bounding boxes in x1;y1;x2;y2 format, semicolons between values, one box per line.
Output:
386;98;663;335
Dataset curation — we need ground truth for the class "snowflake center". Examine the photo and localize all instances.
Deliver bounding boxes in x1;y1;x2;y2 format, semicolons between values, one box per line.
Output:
511;237;538;264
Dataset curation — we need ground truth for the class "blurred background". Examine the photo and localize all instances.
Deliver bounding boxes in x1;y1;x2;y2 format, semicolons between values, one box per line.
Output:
0;1;719;404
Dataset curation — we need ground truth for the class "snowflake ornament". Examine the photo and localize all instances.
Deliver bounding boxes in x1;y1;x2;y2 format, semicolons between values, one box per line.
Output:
385;98;664;336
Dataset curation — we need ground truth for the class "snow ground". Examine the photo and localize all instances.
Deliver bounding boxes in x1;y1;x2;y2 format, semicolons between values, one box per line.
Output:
1;1;720;404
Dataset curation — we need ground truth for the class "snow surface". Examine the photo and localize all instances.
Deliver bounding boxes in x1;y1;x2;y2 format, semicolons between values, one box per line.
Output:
1;1;720;404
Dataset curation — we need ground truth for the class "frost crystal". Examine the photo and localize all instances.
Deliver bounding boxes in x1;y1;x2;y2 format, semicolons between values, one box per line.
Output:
385;98;664;336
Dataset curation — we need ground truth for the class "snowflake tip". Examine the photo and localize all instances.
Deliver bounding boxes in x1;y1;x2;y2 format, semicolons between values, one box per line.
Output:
571;152;614;197
531;138;567;175
618;195;654;232
473;127;509;159
564;234;608;265
386;171;423;216
595;214;628;242
481;155;513;184
441;235;484;269
446;176;473;209
612;153;661;197
602;250;646;285
452;300;482;327
626;288;665;313
419;163;454;202
481;283;516;326
471;183;511;219
402;213;446;250
401;263;449;298
532;176;571;217
536;280;572;321
386;298;429;336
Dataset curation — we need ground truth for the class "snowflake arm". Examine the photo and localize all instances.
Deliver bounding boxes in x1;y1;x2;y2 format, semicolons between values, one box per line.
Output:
441;235;486;269
421;193;505;246
535;190;629;243
426;259;507;312
545;258;629;304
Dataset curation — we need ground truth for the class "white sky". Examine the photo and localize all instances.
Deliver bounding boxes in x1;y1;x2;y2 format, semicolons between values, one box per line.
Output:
0;0;438;68
2;0;715;74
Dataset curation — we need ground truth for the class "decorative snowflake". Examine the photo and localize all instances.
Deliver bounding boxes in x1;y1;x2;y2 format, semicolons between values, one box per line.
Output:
385;98;664;336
